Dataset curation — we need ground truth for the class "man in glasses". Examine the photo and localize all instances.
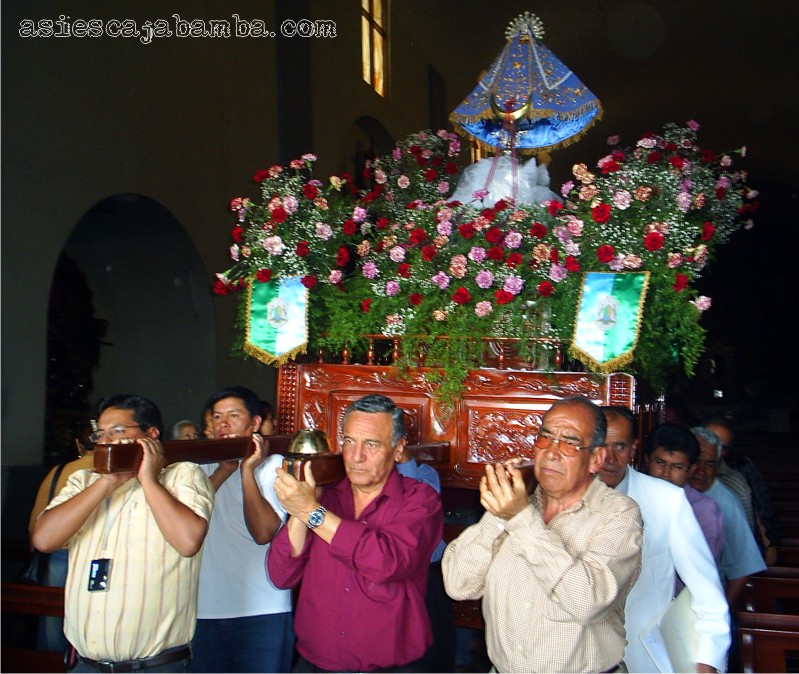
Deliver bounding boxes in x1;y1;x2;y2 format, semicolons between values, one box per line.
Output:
443;395;643;673
599;408;729;673
31;394;214;673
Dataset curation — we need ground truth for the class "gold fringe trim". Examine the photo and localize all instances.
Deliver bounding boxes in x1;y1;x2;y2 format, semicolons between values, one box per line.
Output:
450;99;603;126
568;271;650;374
242;280;309;366
451;108;603;155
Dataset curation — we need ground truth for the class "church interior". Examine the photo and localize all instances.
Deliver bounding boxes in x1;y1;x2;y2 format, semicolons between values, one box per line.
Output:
3;1;799;668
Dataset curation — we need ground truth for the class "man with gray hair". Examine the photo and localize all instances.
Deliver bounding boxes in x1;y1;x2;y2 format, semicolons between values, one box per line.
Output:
690;426;766;606
268;394;443;672
443;396;643;673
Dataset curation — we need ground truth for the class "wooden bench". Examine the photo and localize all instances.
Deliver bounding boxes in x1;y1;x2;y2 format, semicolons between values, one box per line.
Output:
736;611;799;673
744;569;799;614
1;583;66;673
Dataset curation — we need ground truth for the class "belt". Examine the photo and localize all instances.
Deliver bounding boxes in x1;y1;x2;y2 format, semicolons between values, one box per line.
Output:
77;645;190;672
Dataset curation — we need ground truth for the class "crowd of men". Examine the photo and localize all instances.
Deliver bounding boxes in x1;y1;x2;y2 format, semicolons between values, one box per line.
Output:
30;389;771;673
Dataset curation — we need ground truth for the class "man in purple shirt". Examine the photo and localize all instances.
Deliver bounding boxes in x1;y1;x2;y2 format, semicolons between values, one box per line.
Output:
645;423;725;562
268;394;443;672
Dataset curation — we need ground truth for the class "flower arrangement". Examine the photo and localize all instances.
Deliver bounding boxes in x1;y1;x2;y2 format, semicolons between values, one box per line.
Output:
216;122;757;399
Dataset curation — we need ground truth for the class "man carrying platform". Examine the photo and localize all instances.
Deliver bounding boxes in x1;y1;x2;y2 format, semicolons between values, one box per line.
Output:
268;394;443;673
442;395;643;673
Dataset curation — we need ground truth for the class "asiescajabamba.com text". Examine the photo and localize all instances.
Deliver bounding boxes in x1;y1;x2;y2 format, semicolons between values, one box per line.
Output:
19;14;336;44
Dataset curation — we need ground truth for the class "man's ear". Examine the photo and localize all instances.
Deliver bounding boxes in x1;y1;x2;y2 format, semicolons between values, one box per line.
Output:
630;439;640;465
589;446;607;474
148;426;160;440
251;415;262;434
394;437;407;463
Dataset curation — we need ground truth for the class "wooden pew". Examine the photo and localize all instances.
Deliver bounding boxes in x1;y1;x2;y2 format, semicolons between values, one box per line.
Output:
1;583;66;672
744;568;799;614
736;611;799;673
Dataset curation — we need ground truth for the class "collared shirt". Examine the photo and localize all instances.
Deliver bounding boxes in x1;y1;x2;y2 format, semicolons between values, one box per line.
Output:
267;469;443;672
442;477;643;673
618;468;730;673
684;484;725;561
395;457;446;562
717;460;756;531
47;463;214;661
704;479;766;582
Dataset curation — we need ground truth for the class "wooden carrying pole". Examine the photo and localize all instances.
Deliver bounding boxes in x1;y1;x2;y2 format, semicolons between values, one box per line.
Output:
93;436;449;486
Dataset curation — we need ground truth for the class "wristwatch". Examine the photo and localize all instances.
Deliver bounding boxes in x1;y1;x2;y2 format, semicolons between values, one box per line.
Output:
307;505;327;529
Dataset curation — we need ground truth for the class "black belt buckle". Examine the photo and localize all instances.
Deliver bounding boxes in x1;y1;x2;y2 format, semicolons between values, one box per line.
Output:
97;660;139;673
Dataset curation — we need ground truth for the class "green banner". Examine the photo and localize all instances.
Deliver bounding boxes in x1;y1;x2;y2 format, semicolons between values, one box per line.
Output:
243;277;309;365
570;272;649;373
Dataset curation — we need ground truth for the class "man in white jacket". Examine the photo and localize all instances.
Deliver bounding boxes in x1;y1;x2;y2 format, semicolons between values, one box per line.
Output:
600;407;730;673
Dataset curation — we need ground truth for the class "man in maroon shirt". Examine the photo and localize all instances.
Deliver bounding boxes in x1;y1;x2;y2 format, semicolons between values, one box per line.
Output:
268;394;443;673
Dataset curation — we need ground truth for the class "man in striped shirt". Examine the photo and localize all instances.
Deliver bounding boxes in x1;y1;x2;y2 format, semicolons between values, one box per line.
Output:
32;394;214;673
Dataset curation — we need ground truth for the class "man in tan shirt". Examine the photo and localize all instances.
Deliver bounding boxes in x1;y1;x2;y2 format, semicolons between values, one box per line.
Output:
443;396;643;673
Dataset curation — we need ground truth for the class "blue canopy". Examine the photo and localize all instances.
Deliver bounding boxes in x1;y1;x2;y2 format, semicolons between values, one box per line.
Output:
450;13;602;153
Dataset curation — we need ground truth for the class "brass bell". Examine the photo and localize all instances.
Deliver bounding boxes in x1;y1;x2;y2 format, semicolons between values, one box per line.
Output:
287;429;331;455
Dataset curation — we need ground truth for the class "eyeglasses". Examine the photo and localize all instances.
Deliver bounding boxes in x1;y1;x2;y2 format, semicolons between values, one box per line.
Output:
534;432;594;457
89;424;143;444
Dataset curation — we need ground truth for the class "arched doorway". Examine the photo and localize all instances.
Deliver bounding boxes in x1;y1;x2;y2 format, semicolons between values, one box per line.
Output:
44;194;216;465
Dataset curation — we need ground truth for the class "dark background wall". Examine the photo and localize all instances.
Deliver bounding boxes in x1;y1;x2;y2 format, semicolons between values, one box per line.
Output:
3;1;798;538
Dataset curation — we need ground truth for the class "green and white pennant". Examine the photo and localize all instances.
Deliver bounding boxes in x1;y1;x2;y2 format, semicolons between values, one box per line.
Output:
243;276;309;365
570;272;650;373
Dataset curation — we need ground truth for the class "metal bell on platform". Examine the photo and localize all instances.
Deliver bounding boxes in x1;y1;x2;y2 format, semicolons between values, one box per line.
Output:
286;429;332;455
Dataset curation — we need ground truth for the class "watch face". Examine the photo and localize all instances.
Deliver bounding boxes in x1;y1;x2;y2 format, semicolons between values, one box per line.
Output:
308;508;325;528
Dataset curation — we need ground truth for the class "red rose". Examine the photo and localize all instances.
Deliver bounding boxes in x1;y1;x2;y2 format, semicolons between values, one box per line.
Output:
481;209;496;222
271;206;288;223
376;217;390;230
537;281;554;297
547;201;564;216
565;255;580;272
701;149;716;164
485;227;502;244
487;246;504;261
669;156;685;171
530;222;547;239
409;227;427;244
549;248;560;264
398;263;411;278
409;144;422;155
252;169;270;183
673;273;689;292
644;231;664;251
601;160;621;174
336;246;350;267
296;241;310;257
701;221;715;240
494;289;514;305
213;279;232;295
421;245;437;261
591;203;612;224
715;186;727;200
646;151;662;164
611;149;625;162
301;275;318;289
303;183;318;200
444;161;458;175
665;142;678;152
231;226;243;243
452;287;471;305
432;156;443;167
409;293;423;306
506;252;522;268
364;185;384;202
423;168;437;182
361;298;372;312
342;219;357;236
458;222;476;239
597;244;615;263
494;199;509;212
256;269;272;283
